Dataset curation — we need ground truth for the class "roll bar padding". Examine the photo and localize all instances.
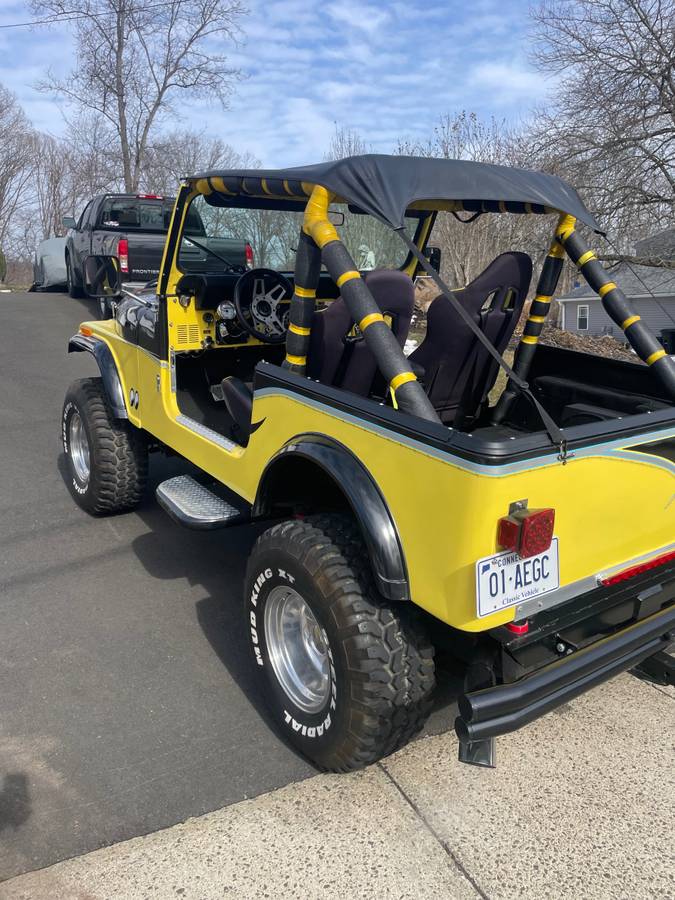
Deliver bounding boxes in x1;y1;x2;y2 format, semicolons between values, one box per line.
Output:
286;186;441;424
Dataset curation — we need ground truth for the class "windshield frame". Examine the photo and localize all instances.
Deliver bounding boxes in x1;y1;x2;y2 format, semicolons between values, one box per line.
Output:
175;192;429;277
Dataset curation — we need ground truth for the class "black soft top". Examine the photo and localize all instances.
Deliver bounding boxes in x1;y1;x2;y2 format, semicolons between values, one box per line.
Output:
192;154;600;231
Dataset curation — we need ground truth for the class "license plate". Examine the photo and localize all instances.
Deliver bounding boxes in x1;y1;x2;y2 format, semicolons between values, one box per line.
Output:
476;539;559;618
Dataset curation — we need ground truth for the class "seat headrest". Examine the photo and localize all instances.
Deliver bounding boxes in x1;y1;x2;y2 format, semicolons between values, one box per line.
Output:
459;252;532;299
364;269;415;316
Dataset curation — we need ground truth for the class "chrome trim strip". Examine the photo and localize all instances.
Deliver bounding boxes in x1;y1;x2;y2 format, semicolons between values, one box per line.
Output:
254;387;557;476
516;541;675;619
254;387;675;478
597;542;675;583
176;414;237;452
516;574;598;619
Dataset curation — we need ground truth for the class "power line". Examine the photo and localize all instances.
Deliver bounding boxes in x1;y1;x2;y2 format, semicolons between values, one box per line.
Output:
0;0;188;30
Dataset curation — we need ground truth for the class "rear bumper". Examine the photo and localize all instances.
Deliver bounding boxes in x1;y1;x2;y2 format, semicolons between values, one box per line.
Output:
455;602;675;743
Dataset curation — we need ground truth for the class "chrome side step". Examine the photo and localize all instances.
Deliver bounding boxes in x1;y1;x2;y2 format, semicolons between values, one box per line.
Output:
156;475;248;530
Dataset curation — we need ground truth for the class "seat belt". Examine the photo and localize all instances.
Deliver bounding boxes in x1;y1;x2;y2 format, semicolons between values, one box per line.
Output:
397;230;569;458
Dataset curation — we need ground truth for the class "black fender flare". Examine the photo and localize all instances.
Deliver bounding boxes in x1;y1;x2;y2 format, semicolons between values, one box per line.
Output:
68;333;128;419
254;435;409;602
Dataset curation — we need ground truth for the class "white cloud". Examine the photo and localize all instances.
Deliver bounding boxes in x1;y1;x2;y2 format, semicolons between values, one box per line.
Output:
0;0;545;166
471;62;550;100
326;1;392;35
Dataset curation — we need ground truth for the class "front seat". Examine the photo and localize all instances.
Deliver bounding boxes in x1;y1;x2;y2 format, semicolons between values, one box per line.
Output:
306;269;415;397
409;252;532;426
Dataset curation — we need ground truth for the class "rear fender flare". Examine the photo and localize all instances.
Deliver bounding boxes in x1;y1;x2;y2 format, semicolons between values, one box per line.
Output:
68;334;128;419
254;435;409;601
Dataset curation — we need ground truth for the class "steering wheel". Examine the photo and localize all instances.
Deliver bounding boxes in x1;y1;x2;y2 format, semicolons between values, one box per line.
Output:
233;268;293;344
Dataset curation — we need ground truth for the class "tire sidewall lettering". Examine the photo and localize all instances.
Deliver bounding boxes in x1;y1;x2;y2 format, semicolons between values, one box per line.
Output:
247;558;340;742
62;399;91;497
62;401;75;454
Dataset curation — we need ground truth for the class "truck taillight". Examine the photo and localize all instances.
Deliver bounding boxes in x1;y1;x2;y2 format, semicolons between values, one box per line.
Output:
118;238;129;273
599;549;675;586
498;507;555;559
245;243;254;269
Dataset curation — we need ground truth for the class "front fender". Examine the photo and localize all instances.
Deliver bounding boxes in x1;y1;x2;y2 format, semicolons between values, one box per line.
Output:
254;435;409;602
68;334;128;419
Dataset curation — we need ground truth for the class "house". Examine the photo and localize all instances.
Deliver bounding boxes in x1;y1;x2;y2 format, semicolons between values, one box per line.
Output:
557;226;675;345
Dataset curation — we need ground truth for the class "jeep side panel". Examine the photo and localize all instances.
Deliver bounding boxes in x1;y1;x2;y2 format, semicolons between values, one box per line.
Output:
84;326;671;633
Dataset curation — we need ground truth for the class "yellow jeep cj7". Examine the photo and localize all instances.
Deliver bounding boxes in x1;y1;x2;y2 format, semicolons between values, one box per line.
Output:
62;155;675;769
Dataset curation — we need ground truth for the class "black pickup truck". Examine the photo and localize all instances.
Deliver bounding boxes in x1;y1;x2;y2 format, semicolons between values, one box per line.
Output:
63;193;252;317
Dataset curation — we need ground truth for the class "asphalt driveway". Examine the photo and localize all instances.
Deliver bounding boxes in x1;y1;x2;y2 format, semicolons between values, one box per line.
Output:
0;290;316;879
0;291;462;880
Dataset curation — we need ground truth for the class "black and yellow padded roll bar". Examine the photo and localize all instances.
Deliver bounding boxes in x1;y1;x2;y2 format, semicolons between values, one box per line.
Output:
557;216;675;397
283;230;322;370
284;185;441;424
491;218;567;424
493;213;675;421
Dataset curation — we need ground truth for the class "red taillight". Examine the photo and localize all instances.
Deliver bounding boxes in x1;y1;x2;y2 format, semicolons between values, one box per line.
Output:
506;620;529;635
498;507;555;559
136;193;163;200
245;243;254;269
118;238;129;274
599;549;675;586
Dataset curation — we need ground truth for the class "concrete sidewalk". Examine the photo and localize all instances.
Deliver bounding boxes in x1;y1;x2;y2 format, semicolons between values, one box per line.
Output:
1;674;673;900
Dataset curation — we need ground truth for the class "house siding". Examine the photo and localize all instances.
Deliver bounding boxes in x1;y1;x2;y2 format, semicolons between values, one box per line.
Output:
563;296;675;339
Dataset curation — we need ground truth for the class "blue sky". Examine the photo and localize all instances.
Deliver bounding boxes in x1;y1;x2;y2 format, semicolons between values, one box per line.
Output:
0;0;549;165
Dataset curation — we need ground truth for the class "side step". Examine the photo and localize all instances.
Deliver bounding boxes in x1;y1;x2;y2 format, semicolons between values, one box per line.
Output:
156;475;249;530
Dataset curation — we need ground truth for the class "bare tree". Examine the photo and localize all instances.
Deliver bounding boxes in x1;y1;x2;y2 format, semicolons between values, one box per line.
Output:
141;130;252;193
0;87;37;251
324;124;371;161
530;0;675;257
33;0;246;192
66;112;125;204
32;134;76;239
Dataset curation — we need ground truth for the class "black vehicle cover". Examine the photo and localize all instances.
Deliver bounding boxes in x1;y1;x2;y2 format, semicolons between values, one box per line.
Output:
192;154;601;232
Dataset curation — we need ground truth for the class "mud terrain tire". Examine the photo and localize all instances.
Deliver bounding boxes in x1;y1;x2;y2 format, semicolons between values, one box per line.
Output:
245;514;435;771
62;377;147;515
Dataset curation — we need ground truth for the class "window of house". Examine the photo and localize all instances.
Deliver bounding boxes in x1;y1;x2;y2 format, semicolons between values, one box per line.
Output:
577;304;589;330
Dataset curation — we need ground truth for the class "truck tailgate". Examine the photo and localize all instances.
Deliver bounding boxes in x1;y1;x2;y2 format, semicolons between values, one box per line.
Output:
126;232;168;283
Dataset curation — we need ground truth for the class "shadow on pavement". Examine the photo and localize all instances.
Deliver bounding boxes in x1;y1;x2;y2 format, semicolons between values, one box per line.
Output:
128;454;279;736
66;294;101;321
0;774;31;833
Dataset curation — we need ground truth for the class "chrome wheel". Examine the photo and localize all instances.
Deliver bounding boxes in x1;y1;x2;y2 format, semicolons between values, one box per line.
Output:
264;586;330;713
69;411;91;485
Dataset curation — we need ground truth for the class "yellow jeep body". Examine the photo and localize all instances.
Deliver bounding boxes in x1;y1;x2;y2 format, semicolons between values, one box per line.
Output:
67;157;674;761
74;312;674;634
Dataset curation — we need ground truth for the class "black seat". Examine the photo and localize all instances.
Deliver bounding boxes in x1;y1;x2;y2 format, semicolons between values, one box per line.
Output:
219;269;415;444
409;252;532;426
306;269;415;396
